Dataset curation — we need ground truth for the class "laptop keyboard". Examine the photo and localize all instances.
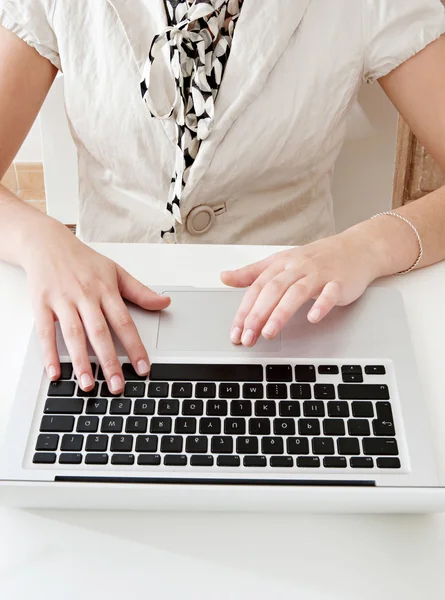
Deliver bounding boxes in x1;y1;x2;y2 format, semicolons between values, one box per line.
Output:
32;362;402;471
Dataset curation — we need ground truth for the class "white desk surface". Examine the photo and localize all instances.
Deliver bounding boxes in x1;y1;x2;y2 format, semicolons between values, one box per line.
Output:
1;244;445;599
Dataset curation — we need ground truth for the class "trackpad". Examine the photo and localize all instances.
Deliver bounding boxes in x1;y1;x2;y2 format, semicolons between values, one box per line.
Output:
157;291;281;353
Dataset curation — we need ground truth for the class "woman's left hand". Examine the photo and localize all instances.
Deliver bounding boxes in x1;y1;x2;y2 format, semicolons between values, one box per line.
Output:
221;230;385;347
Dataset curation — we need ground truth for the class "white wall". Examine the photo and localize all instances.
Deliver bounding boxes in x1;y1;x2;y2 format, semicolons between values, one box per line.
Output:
15;118;43;162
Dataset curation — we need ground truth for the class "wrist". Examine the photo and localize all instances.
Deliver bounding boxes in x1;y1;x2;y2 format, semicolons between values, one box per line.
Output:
18;213;66;271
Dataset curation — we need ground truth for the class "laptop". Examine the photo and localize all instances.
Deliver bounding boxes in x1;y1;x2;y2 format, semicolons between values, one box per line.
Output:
0;286;444;511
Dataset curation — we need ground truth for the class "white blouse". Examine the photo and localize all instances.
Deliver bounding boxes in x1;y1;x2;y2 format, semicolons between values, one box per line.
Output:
1;0;445;245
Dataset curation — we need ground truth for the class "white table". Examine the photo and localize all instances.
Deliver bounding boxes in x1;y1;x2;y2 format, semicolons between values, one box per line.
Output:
1;244;445;600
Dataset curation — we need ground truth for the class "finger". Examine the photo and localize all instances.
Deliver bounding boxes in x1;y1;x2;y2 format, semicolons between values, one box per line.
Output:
221;254;277;288
240;269;303;346
35;305;60;380
57;305;95;392
117;266;171;310
307;281;341;324
79;304;125;395
262;278;318;339
102;295;150;377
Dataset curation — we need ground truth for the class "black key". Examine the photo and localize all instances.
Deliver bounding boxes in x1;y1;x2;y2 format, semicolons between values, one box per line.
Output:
348;419;371;436
324;457;347;468
338;384;390;400
297;456;320;468
161;436;183;453
186;436;209;454
219;383;240;399
363;438;399;456
86;399;108;415
175;417;197;434
303;401;325;417
323;419;346;436
126;417;148;433
182;400;204;416
290;384;312;399
148;382;169;397
262;437;284;455
33;452;56;464
377;457;401;469
365;365;386;375
100;382;121;397
243;384;264;399
312;437;335;455
122;363;147;381
110;399;132;415
266;364;292;382
200;418;221;434
86;435;108;452
318;365;339;375
217;456;240;467
206;400;228;416
244;456;267;467
352;402;374;418
101;417;124;433
134;399;155;415
164;455;187;466
236;436;258;454
376;402;394;421
61;434;83;452
294;365;316;382
112;454;135;465
298;419;320;436
249;418;271;435
124;382;146;398
40;415;74;433
274;418;296;435
350;457;374;468
77;383;99;398
150;417;172;433
150;363;263;382
231;401;252;416
210;436;233;454
191;455;214;467
48;381;75;397
372;419;396;436
36;434;59;451
77;416;99;433
266;384;287;399
138;454;161;466
111;435;133;452
279;402;300;417
342;365;362;375
287;437;310;455
342;373;364;383
136;435;158;453
314;385;335;401
255;401;276;416
270;456;293;468
224;418;246;435
59;453;82;465
327;401;349;417
337;437;360;455
97;367;105;380
195;383;216;398
172;382;193;398
59;363;73;380
85;453;108;465
158;399;180;415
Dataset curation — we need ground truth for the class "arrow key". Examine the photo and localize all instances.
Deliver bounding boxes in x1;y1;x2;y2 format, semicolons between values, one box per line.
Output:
373;419;396;436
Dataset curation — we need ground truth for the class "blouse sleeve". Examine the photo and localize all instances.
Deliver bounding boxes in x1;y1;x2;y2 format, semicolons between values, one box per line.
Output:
0;0;61;70
363;0;445;83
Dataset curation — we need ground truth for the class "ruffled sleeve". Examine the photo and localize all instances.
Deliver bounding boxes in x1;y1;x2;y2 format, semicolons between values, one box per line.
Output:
363;0;445;83
0;0;61;70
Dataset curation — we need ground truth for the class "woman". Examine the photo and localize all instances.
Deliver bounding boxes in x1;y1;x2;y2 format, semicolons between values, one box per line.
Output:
1;0;445;396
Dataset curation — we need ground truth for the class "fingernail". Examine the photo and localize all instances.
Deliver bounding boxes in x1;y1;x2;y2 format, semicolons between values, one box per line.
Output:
137;359;150;376
241;329;255;347
80;373;93;390
48;365;57;379
308;308;321;323
230;327;242;344
110;375;123;393
262;322;276;338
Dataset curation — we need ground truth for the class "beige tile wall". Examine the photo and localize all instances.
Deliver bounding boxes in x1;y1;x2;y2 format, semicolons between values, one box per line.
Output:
0;163;46;213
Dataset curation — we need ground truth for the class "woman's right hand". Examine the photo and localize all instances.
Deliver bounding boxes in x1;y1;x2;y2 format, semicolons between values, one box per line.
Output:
21;219;170;394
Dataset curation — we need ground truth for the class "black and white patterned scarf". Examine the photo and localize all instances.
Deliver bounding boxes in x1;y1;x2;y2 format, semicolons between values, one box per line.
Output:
141;0;243;239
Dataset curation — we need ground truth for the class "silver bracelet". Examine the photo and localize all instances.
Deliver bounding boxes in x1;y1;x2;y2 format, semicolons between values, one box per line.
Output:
371;211;423;275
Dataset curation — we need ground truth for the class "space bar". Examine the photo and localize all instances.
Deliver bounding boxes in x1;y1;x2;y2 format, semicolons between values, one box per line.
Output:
149;364;264;382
